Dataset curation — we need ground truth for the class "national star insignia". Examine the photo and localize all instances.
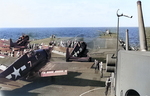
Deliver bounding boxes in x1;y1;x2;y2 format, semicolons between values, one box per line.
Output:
74;52;77;57
11;67;21;79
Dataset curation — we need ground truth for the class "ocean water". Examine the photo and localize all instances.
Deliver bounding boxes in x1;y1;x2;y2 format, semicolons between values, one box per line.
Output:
0;27;139;48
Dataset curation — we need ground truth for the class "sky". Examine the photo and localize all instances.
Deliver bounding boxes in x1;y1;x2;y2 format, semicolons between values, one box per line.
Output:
0;0;149;28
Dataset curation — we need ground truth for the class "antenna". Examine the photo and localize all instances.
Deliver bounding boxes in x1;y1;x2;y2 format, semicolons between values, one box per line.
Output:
115;9;132;95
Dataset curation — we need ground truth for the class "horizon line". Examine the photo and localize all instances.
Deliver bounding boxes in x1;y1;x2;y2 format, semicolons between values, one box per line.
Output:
1;26;148;28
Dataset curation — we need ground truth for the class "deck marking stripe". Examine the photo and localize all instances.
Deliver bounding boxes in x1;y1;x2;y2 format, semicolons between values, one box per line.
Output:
79;87;103;96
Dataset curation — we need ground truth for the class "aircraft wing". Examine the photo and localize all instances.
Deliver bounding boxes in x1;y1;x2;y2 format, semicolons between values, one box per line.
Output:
0;60;23;90
38;61;90;77
39;62;68;77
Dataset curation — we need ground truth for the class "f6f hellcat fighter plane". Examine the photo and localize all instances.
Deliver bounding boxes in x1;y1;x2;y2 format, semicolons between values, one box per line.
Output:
66;41;91;62
0;48;67;89
0;35;29;52
52;41;91;62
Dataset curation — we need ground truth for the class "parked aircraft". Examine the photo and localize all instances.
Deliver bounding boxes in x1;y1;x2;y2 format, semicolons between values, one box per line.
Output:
0;35;29;52
52;41;91;62
0;47;67;89
66;41;91;62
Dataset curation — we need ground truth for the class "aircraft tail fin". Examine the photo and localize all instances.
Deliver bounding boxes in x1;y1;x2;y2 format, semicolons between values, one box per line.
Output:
10;38;14;47
66;47;70;61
